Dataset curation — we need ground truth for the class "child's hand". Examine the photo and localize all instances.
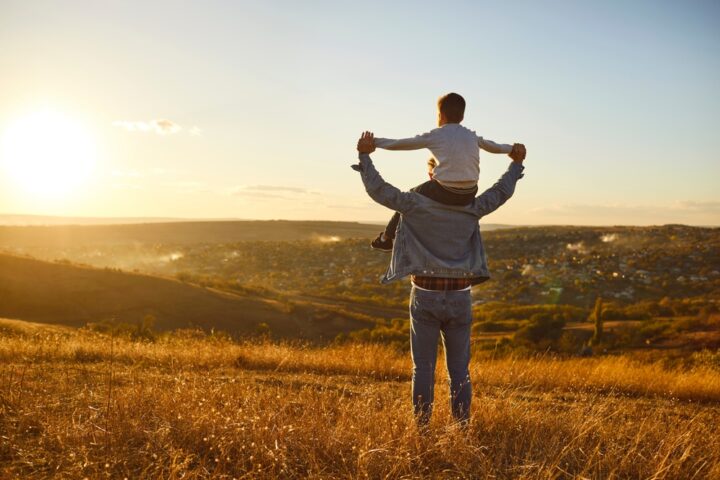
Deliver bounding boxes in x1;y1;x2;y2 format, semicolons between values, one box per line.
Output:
357;131;376;154
509;143;526;162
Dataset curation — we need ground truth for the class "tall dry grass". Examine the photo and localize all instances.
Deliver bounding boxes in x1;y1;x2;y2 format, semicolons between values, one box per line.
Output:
1;326;719;478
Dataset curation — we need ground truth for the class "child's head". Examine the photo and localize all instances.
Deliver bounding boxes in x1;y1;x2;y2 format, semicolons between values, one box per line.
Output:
437;93;465;125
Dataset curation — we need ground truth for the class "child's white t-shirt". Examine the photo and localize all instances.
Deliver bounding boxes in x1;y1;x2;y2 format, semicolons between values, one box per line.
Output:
374;124;512;189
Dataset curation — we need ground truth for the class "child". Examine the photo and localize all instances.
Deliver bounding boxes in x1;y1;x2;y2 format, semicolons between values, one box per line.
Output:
369;93;525;251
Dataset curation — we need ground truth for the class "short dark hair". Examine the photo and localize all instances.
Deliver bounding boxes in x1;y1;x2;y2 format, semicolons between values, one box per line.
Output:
437;93;465;123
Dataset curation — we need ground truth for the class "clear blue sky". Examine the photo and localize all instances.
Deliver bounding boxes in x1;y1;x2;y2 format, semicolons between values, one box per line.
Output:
1;0;718;225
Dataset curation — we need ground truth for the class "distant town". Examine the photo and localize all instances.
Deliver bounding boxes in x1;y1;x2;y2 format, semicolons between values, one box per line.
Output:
3;224;717;310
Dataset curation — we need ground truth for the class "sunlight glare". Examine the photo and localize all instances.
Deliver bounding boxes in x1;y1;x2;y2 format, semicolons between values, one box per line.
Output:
1;110;96;196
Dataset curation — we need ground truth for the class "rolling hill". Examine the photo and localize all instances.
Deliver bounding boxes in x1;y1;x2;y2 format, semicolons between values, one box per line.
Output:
0;220;383;247
0;219;513;247
0;253;371;339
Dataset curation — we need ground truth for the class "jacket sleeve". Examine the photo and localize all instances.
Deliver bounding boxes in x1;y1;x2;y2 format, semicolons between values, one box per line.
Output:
374;132;433;151
472;162;525;218
478;136;513;154
351;154;417;214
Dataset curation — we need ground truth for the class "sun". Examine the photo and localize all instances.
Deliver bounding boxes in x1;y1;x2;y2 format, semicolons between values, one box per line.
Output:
1;110;96;196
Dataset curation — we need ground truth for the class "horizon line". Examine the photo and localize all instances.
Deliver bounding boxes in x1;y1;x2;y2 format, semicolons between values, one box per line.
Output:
0;213;717;229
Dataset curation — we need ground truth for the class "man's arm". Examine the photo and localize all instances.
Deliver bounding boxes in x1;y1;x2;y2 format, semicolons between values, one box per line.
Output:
478;136;514;154
352;154;417;214
374;132;433;151
353;132;416;214
472;160;525;218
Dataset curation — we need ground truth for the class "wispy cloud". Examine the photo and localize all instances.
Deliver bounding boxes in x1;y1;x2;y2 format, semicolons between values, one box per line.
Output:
674;200;720;213
231;185;320;200
112;119;201;136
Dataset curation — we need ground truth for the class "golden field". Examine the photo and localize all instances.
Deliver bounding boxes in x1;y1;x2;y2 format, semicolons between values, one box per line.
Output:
1;319;719;479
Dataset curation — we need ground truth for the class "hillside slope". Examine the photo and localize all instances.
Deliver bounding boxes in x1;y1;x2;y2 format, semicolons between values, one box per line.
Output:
0;219;513;247
0;254;369;338
0;220;382;246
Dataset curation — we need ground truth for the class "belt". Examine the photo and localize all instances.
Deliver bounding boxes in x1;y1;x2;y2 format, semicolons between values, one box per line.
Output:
411;275;473;291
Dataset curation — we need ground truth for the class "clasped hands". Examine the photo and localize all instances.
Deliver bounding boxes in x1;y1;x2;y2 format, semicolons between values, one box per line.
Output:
357;131;376;154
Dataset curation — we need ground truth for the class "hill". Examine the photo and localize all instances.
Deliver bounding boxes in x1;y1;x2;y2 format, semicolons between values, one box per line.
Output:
0;254;371;339
0;219;513;246
0;220;384;246
3;224;716;310
2;224;717;354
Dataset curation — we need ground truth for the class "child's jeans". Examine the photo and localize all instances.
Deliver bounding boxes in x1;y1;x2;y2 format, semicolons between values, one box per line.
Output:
384;180;477;240
409;285;473;426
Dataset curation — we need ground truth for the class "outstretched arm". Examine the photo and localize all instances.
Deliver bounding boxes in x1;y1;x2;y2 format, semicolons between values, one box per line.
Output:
472;157;526;218
353;132;417;214
374;132;433;151
478;136;513;154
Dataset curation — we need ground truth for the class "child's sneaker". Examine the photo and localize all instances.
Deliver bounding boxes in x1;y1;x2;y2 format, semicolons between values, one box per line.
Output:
370;232;393;252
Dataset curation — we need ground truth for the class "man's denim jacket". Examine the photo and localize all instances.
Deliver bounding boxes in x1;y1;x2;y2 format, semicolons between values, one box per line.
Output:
352;153;524;285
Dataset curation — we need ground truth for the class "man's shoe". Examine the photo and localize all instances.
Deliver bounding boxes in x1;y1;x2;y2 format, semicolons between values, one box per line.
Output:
370;232;393;252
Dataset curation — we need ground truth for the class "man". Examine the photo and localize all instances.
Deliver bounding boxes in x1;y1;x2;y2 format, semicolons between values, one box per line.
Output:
353;131;526;427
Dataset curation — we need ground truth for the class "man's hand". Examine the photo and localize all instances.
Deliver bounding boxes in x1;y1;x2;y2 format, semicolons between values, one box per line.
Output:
509;143;526;163
357;131;376;154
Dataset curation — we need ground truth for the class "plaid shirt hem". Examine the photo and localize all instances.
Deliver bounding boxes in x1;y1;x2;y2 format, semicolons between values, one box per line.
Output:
411;275;473;291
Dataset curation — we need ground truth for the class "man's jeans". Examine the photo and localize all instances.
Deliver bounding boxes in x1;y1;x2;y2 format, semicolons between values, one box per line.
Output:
410;285;472;426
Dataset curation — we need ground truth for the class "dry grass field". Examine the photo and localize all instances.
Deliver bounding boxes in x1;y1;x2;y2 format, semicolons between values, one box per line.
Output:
1;319;719;479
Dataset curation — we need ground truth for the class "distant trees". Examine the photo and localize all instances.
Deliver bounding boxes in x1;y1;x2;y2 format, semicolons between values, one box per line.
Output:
85;314;157;341
255;322;271;337
474;303;587;324
514;313;566;346
340;318;409;350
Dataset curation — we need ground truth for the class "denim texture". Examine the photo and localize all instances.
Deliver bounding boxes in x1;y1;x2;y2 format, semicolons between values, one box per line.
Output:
352;154;524;285
410;286;472;425
384;179;478;240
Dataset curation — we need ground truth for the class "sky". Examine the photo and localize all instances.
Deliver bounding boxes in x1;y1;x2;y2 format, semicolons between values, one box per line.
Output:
0;0;718;225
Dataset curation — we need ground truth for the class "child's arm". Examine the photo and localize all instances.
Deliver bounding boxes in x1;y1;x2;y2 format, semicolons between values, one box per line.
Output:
374;132;433;151
478;137;514;154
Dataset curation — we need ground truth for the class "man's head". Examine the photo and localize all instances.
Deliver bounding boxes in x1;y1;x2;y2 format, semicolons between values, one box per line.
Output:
437;93;465;125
